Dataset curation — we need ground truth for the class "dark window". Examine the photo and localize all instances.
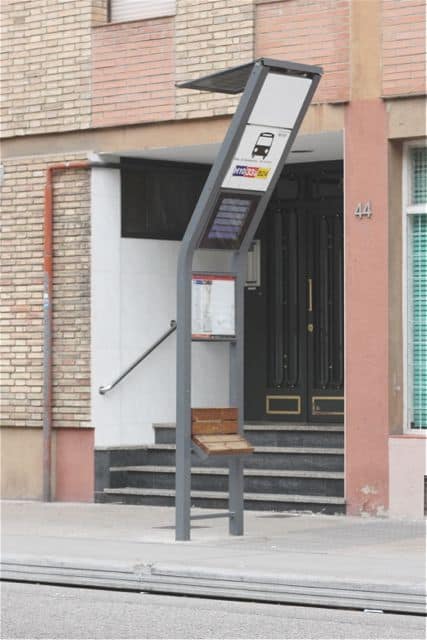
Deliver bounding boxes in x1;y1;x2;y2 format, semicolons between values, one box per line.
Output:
121;159;210;240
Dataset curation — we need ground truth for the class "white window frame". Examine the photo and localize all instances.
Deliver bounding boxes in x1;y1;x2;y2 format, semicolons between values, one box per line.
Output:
402;139;427;432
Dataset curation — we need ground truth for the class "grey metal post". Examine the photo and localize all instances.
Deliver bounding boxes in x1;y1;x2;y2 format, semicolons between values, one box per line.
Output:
175;62;268;541
175;248;193;541
228;250;247;535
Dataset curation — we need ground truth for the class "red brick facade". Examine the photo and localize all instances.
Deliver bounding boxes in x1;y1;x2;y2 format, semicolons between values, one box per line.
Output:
255;0;351;104
382;0;426;97
92;17;175;127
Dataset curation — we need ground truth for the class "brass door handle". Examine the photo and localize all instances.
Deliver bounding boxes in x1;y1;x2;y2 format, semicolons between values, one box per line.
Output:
308;278;313;312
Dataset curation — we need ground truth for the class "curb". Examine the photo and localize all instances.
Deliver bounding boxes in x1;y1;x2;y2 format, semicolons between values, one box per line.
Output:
1;556;425;614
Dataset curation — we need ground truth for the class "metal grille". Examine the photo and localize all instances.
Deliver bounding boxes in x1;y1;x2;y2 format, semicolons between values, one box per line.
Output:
411;213;427;428
412;147;427;204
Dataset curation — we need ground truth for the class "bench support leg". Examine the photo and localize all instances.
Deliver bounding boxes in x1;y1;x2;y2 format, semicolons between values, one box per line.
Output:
229;456;244;535
176;252;192;542
228;252;246;536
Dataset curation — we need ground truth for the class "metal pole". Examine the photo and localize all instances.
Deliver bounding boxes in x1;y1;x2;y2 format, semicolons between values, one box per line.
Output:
43;168;54;502
228;251;247;535
175;249;193;541
99;320;176;395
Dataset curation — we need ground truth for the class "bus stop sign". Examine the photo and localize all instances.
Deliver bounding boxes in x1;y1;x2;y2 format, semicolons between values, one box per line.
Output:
175;59;322;541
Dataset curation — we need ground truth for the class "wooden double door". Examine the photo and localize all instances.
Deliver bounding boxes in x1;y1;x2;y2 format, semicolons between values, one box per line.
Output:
244;161;344;423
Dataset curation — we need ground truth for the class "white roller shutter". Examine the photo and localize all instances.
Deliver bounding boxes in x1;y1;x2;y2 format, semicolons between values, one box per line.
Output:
110;0;176;22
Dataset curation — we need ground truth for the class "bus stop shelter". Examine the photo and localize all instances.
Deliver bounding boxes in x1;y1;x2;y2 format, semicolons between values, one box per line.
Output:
175;58;323;541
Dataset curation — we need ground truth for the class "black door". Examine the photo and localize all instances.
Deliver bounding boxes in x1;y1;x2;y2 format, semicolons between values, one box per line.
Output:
245;161;344;423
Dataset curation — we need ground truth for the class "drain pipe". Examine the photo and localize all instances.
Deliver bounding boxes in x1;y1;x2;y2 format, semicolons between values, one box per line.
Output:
43;160;120;501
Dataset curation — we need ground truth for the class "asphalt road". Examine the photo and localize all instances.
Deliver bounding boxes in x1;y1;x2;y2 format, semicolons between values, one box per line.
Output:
1;582;425;639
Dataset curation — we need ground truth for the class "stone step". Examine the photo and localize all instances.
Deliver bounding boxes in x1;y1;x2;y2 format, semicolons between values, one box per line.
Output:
98;487;346;515
105;444;344;472
153;423;344;448
96;421;346;514
110;465;344;497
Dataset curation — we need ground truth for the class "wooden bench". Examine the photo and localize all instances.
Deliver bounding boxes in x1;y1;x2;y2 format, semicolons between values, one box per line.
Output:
191;408;254;457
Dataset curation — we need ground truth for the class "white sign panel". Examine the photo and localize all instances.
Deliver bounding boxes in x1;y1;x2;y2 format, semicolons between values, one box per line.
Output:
192;275;235;339
222;124;290;192
248;73;312;130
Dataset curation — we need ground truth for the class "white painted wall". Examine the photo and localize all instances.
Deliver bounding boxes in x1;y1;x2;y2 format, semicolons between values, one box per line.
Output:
91;168;230;447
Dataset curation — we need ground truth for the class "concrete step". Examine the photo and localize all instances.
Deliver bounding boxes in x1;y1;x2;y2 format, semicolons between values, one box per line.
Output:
153;423;344;449
105;444;343;472
97;487;346;515
110;465;344;497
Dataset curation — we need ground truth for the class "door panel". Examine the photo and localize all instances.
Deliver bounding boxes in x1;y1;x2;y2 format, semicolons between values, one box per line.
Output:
244;161;344;423
265;206;305;419
307;208;344;421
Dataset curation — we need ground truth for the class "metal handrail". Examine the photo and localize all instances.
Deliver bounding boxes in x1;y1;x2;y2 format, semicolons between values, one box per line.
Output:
99;320;177;395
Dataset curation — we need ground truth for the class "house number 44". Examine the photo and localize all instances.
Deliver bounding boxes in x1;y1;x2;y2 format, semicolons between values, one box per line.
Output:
354;201;372;219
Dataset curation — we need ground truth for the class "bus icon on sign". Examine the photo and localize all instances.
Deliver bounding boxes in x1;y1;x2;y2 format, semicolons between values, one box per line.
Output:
252;132;274;159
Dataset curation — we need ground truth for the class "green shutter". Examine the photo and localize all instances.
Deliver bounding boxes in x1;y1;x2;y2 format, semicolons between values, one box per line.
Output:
412;147;427;204
410;148;427;428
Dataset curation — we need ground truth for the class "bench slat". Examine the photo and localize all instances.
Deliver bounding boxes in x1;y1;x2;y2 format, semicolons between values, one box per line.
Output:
193;433;254;456
193;434;243;443
192;408;237;422
192;421;238;435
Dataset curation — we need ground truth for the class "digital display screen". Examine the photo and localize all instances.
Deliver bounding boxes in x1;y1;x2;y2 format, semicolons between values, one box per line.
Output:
199;192;260;250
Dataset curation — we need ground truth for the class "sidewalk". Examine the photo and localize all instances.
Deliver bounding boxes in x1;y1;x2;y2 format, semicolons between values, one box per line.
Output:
1;501;425;613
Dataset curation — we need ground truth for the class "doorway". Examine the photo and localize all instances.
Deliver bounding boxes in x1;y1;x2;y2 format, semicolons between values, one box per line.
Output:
245;161;344;423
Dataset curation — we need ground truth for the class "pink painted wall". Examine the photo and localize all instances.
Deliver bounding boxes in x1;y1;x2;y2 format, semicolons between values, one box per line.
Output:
344;98;389;515
54;428;94;502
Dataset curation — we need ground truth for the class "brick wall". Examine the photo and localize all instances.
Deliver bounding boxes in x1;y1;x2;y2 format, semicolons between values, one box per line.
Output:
3;1;423;136
92;0;109;25
175;0;255;119
382;0;426;97
91;1;255;125
91;17;175;127
0;158;91;430
0;0;108;138
52;167;91;429
255;0;351;104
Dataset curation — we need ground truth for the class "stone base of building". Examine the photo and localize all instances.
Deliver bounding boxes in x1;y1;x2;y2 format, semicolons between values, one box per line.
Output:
0;427;94;502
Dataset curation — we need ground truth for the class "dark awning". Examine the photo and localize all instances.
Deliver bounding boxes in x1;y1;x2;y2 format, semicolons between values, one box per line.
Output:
176;58;323;95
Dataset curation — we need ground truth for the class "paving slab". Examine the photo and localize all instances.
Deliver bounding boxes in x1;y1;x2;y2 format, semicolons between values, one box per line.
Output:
1;501;425;613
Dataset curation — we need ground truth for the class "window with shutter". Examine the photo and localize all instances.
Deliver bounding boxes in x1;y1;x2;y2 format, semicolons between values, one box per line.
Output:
406;146;427;430
110;0;176;23
121;160;210;240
